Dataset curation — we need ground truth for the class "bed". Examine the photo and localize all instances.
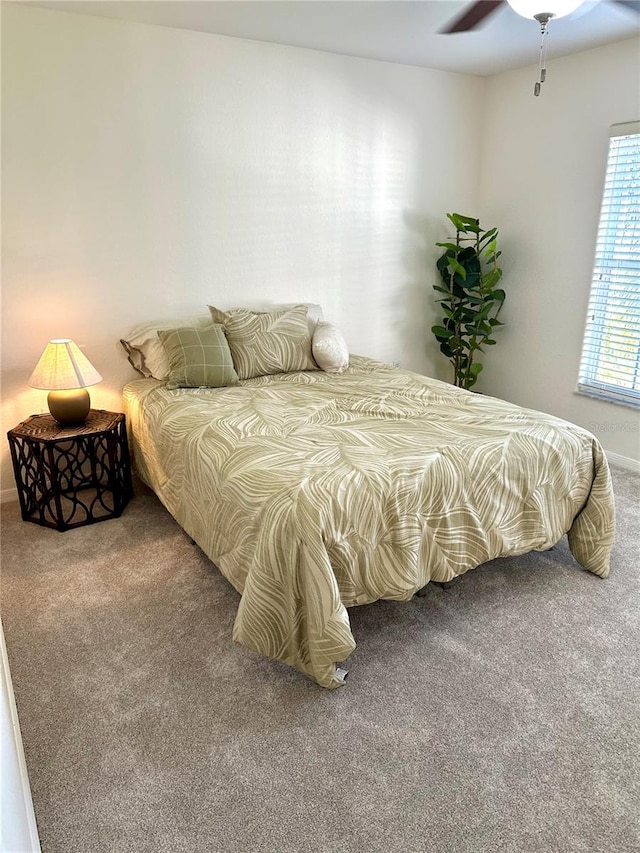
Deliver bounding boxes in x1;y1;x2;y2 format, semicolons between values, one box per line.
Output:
121;309;615;688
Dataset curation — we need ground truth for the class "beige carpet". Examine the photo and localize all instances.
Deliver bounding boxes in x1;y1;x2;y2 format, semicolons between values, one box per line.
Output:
1;467;639;853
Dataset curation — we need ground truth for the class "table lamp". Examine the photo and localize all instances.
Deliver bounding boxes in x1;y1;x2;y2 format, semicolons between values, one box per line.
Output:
28;339;102;426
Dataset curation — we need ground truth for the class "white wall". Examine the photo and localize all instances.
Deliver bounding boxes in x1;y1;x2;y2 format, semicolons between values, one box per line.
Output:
479;37;640;465
0;4;483;493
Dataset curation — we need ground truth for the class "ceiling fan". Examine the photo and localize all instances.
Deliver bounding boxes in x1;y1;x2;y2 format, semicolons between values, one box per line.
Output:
441;0;640;35
441;0;640;95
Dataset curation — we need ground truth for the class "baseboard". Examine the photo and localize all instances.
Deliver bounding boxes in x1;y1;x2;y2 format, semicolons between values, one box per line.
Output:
1;487;18;505
1;623;42;853
606;451;640;474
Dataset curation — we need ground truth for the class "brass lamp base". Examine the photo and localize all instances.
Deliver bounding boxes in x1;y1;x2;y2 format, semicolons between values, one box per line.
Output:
47;389;91;426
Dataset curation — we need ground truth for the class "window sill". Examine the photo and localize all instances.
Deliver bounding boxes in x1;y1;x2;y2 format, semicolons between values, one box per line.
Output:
575;385;640;411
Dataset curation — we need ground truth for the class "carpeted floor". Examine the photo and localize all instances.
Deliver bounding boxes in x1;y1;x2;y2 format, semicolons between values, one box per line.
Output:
1;466;639;853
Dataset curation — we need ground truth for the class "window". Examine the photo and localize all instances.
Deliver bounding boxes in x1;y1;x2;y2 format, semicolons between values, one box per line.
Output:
578;122;640;408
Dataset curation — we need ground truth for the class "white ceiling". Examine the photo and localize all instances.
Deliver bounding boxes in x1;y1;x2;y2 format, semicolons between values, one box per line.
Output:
25;0;640;76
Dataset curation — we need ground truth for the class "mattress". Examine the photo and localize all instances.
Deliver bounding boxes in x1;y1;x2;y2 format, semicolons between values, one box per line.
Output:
122;355;615;688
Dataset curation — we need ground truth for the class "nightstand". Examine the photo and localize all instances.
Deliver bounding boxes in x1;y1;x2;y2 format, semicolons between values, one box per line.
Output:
7;410;133;531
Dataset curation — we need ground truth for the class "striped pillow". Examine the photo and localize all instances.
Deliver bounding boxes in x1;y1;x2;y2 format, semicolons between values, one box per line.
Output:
157;324;239;389
208;304;318;380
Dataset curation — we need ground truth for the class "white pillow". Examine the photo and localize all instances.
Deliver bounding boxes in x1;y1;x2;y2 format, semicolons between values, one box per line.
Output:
312;321;349;373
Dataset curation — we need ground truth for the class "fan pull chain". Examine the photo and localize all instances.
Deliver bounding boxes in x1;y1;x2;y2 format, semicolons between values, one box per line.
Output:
534;14;552;97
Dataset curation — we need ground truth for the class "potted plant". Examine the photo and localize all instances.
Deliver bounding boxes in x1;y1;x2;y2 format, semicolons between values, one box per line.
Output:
432;213;505;390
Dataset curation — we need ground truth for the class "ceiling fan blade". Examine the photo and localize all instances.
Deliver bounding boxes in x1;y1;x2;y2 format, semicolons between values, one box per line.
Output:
440;0;504;33
611;0;640;15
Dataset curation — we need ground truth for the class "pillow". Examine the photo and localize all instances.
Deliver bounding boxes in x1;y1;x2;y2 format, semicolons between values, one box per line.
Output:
312;321;349;373
243;302;324;335
121;306;323;379
121;315;213;379
208;304;318;380
157;324;239;390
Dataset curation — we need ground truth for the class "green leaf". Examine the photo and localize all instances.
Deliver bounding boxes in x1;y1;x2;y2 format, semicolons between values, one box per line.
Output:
454;214;481;231
482;268;503;290
479;227;497;246
432;325;453;338
475;302;494;320
492;289;506;303
449;257;467;280
470;363;483;376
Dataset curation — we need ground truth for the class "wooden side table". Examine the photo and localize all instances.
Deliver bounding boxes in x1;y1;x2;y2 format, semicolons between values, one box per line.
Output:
7;410;133;531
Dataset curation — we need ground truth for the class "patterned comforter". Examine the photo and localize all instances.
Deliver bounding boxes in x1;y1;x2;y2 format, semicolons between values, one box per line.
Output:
122;356;615;688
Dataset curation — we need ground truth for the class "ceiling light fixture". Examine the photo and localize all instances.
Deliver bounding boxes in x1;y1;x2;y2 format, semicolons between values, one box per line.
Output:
506;0;587;95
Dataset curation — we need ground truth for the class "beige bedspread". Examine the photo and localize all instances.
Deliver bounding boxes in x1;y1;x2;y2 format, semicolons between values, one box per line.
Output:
122;356;614;688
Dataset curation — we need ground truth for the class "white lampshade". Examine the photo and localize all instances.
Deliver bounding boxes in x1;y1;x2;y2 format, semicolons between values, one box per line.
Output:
28;339;102;391
507;0;586;19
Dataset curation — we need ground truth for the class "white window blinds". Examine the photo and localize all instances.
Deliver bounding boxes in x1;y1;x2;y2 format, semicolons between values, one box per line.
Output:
578;121;640;408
